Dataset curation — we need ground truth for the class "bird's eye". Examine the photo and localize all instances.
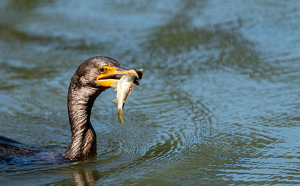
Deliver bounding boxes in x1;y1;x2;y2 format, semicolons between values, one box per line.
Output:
99;67;105;73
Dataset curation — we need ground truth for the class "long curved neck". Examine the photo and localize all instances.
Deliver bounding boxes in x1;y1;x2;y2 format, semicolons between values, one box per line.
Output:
62;81;102;160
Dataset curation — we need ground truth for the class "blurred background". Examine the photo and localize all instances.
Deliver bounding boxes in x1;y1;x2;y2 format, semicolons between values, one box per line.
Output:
0;0;300;185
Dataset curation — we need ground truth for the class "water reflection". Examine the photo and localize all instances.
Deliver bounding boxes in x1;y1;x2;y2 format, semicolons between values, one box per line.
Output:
56;162;101;186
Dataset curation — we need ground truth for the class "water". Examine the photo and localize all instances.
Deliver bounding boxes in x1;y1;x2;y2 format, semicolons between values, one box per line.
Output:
0;0;300;185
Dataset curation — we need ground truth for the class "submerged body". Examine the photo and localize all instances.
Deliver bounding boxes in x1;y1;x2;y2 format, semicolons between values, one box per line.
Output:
112;69;145;124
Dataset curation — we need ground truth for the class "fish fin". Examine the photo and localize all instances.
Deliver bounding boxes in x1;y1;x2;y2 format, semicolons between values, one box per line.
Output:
112;98;118;104
129;84;137;95
111;82;118;89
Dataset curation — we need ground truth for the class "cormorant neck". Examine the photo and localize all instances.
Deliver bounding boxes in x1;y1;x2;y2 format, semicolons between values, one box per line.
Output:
62;81;102;160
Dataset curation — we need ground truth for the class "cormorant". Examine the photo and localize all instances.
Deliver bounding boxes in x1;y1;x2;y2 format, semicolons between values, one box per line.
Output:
0;56;142;161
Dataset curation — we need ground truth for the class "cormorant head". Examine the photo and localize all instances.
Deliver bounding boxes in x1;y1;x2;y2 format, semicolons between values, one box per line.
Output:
74;56;140;89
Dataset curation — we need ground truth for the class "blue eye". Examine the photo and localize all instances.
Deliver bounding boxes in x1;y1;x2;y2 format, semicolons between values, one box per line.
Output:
99;67;105;73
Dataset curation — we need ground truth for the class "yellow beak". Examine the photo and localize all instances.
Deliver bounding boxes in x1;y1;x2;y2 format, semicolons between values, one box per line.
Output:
96;66;139;87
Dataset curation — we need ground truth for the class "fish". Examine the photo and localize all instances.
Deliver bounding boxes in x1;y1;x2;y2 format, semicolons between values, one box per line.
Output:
112;69;145;124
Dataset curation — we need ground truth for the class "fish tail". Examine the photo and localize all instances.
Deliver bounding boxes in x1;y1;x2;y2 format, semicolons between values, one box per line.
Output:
117;109;124;124
112;98;118;104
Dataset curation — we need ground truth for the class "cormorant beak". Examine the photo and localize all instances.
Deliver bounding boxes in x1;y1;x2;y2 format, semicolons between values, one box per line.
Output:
96;66;140;87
